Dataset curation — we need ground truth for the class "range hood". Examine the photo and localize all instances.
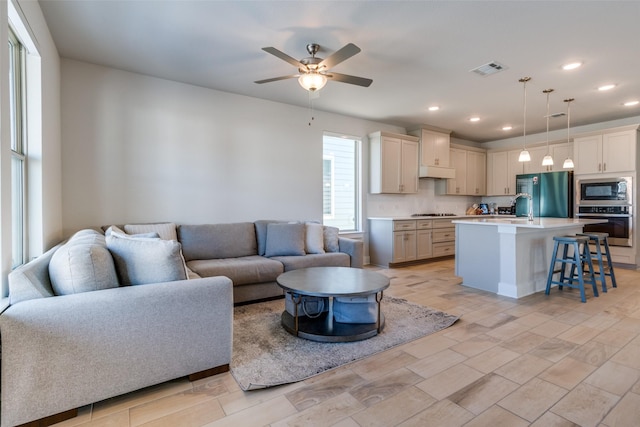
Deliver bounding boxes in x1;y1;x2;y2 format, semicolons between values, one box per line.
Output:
419;165;456;179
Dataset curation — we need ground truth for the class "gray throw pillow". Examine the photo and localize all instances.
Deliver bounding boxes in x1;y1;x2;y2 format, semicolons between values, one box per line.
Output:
323;226;340;252
106;233;188;286
49;229;120;295
305;222;325;254
265;223;306;257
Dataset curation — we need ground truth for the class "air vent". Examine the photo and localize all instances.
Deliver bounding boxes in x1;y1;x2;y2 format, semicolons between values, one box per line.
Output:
546;112;566;118
470;61;508;77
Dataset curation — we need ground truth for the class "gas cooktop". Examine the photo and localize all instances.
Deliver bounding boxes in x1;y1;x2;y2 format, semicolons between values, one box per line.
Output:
411;213;457;217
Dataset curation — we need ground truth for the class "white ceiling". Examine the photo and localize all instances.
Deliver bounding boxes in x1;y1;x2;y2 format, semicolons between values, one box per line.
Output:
38;0;640;142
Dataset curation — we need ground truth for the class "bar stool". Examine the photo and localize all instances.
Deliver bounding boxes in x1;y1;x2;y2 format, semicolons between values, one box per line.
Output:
577;232;617;292
545;235;598;303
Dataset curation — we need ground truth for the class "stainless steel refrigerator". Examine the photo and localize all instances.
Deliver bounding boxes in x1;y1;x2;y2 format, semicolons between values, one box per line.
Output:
515;171;574;218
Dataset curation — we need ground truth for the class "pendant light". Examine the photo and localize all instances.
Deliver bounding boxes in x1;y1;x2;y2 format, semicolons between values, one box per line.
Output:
563;98;575;169
541;88;555;167
518;77;531;162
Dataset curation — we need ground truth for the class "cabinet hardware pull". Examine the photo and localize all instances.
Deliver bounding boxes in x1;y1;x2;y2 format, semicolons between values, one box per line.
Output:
603;163;606;171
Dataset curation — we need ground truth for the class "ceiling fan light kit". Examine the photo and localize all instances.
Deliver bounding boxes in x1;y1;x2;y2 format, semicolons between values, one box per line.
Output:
255;42;372;92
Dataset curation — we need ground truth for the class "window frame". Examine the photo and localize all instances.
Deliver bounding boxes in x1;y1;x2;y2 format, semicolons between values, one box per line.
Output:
8;26;27;269
322;133;362;233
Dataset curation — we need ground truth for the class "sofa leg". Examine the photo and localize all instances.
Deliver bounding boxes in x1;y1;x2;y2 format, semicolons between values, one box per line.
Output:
17;408;78;427
188;364;230;382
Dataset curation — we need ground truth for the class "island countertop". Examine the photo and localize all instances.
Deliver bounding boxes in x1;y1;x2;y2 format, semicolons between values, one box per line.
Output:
452;217;605;229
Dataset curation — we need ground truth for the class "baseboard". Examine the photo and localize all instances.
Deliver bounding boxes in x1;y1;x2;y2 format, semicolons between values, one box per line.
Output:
17;408;78;427
188;364;230;382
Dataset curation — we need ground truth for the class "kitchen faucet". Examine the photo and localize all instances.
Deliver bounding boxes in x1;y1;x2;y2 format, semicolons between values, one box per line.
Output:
514;193;534;221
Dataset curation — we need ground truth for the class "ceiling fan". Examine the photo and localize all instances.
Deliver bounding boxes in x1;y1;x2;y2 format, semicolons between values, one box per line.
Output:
255;43;373;92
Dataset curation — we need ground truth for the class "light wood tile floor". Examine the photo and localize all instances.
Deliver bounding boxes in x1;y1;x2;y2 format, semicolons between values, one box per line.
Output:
54;259;640;426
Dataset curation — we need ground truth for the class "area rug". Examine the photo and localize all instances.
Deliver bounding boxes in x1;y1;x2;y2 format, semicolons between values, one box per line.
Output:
231;296;459;390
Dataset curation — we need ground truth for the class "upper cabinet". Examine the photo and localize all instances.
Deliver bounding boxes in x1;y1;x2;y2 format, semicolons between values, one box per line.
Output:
442;145;486;195
486;149;522;196
369;131;419;194
408;127;456;178
574;129;637;175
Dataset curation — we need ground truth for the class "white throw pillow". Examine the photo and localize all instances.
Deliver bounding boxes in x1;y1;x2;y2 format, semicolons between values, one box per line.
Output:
305;223;325;254
124;222;178;241
106;233;188;286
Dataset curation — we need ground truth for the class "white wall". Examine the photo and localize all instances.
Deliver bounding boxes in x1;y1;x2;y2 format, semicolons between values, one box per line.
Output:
60;59;409;235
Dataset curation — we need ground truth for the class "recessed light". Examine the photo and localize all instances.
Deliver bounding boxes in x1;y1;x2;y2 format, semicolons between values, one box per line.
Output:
469;117;480;122
562;62;582;70
428;106;440;111
502;126;513;131
624;100;639;107
598;84;616;91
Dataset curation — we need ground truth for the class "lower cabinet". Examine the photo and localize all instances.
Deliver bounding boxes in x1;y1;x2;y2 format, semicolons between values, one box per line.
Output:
369;218;455;267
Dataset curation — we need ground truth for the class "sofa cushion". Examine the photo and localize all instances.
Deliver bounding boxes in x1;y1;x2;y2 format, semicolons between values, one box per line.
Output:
124;222;178;241
323;226;340;252
305;223;325;254
187;256;284;286
265;223;306;257
49;229;120;296
106;233;187;286
271;252;351;271
178;223;257;261
254;220;285;256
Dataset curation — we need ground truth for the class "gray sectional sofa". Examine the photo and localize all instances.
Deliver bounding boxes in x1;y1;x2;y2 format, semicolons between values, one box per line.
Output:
0;220;362;427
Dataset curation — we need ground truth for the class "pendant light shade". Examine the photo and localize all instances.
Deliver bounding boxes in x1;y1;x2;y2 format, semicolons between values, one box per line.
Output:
563;98;575;169
518;77;532;162
541;88;554;167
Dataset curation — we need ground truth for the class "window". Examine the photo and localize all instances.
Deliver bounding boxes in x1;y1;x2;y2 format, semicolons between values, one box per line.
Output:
8;28;27;268
322;134;360;232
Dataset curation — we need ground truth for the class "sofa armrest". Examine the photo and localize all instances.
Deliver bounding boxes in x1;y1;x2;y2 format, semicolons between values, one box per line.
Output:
0;276;233;427
339;237;363;268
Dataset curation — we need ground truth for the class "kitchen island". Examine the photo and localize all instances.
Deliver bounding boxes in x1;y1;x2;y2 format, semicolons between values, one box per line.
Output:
452;217;605;299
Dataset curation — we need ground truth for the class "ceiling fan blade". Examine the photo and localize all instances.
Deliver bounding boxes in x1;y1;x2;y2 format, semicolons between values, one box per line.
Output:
325;72;373;87
262;47;305;68
318;43;361;70
254;74;299;84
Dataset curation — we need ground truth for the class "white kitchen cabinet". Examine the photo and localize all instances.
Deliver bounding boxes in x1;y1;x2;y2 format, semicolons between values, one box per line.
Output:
417;128;450;167
445;146;486;195
467;150;486;195
369;218;453;267
574;129;636;175
447;148;467;194
550;143;573;171
523;146;549;174
369;131;419;194
487;150;523;195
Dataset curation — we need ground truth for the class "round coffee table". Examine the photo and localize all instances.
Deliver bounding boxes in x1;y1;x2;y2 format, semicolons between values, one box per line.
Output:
276;267;390;342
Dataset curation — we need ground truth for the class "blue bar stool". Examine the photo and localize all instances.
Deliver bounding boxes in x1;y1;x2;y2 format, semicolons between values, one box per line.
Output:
545;235;598;303
578;232;617;292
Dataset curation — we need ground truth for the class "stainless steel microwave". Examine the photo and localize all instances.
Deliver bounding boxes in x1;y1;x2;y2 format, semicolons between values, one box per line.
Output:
577;177;632;205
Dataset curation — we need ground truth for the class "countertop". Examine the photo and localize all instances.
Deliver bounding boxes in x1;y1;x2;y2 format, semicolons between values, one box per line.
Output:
452;217;606;229
368;215;514;221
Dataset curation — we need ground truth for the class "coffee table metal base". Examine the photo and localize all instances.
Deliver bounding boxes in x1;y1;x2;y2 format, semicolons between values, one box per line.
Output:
281;310;386;343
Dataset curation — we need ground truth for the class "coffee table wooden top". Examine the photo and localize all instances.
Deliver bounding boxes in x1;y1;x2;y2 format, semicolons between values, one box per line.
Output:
276;267;390;297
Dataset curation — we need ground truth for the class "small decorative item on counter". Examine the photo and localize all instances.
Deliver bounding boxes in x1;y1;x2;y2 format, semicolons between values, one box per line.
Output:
466;204;479;215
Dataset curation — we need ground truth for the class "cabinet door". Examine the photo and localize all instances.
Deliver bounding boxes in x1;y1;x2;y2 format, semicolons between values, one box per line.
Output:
574;135;602;174
487;151;508;196
380;136;402;193
603;130;635;173
421;129;450;167
447;148;467;194
507;150;524;194
416;230;433;259
400;139;419;193
467;151;486;195
524;146;549;174
392;231;416;263
551;144;573;171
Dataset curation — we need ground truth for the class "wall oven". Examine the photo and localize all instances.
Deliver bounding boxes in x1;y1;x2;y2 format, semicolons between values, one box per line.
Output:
576;177;633;247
